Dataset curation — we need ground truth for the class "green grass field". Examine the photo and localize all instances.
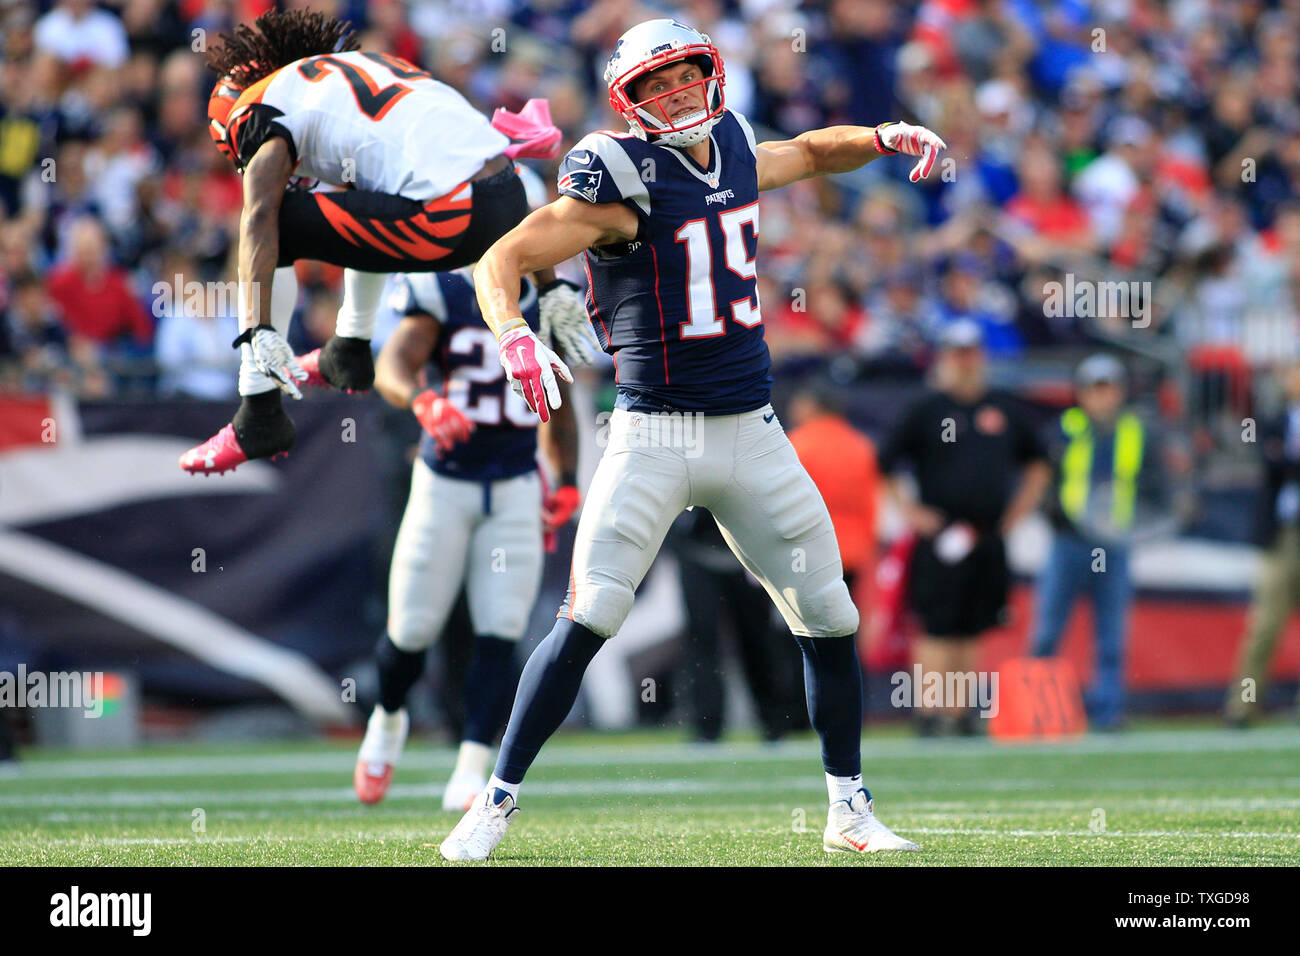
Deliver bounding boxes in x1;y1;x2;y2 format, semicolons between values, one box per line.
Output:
1;721;1297;866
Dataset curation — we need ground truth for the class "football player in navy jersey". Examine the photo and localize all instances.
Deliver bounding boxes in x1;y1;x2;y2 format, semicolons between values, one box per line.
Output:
351;267;580;812
441;18;946;861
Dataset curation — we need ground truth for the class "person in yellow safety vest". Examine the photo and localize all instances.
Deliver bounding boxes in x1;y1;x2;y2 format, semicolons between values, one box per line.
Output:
1028;353;1164;731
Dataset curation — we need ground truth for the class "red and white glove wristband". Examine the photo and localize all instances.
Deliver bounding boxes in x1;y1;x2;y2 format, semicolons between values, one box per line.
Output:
873;122;900;155
873;121;948;183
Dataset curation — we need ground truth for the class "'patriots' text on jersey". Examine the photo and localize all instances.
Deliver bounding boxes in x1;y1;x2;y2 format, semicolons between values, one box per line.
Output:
391;271;540;482
557;109;772;414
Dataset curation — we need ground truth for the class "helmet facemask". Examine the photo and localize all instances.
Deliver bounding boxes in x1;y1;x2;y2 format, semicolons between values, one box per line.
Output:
609;47;725;150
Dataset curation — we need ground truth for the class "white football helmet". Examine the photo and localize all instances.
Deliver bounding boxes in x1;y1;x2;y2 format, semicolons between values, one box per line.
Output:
604;18;725;150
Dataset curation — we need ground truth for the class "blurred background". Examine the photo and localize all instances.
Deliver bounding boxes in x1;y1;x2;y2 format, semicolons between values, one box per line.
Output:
2;0;1299;756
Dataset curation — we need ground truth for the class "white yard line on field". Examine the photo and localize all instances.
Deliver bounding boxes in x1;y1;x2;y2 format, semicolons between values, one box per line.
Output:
12;831;435;848
2;775;1300;813
4;727;1299;782
906;826;1300;840
9;825;1300;848
22;794;1300;827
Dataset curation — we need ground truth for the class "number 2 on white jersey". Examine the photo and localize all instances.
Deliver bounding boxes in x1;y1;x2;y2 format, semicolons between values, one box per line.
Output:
297;53;431;122
675;201;761;339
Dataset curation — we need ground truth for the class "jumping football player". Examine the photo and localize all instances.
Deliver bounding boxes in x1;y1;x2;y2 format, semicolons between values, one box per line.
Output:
349;264;580;812
179;10;590;475
440;18;947;861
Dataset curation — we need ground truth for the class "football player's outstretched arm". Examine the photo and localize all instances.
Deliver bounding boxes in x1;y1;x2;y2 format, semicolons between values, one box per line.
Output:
473;196;637;422
237;138;294;332
756;122;947;191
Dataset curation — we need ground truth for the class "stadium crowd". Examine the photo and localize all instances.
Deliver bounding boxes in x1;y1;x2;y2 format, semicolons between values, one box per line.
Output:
0;0;1297;745
1;0;1299;403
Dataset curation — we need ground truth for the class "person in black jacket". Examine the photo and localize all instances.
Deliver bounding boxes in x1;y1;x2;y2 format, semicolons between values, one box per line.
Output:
1225;362;1300;726
879;321;1051;735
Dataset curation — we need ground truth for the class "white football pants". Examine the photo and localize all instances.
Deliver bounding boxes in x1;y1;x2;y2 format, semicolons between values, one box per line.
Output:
559;404;858;640
387;458;544;650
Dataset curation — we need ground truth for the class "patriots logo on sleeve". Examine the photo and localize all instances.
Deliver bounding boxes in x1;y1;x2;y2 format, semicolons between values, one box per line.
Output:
559;168;604;203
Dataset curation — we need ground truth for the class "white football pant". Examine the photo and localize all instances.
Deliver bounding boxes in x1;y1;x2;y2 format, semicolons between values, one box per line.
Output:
559;404;858;640
387;458;544;650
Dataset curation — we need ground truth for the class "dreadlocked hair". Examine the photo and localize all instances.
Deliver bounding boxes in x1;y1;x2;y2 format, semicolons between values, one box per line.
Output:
205;10;359;87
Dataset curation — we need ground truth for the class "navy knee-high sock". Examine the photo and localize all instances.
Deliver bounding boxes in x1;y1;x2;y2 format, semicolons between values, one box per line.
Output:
375;633;425;714
462;635;520;746
793;634;863;778
493;619;606;785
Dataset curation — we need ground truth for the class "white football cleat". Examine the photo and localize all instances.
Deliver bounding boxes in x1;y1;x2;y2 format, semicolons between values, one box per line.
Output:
353;706;409;805
823;790;920;853
439;789;518;861
442;769;488;812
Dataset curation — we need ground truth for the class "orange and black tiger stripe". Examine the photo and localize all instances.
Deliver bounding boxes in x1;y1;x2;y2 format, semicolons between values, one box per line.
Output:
309;182;473;264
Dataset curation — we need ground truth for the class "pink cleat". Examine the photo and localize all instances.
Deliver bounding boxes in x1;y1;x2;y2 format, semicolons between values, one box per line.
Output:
179;424;249;476
296;349;331;389
353;707;408;805
179;423;291;476
298;338;373;393
354;761;394;806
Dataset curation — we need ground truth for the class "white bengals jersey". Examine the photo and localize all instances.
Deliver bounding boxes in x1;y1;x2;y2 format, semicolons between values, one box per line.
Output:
227;50;508;201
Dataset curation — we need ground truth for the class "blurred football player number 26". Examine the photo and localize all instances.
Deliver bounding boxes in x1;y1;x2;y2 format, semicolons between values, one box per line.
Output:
989;658;1087;739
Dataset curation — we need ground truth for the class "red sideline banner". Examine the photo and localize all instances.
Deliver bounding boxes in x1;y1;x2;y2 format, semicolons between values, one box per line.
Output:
980;585;1300;694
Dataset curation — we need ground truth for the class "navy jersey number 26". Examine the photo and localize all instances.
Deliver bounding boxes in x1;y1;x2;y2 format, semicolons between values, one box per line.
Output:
391;270;540;482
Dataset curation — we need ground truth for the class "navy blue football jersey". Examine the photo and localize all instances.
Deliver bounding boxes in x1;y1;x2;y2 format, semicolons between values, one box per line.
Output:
557;110;772;414
390;270;540;482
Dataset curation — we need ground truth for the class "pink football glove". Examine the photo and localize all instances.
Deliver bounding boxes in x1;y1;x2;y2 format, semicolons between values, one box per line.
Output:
412;389;474;453
875;121;948;183
497;324;572;424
